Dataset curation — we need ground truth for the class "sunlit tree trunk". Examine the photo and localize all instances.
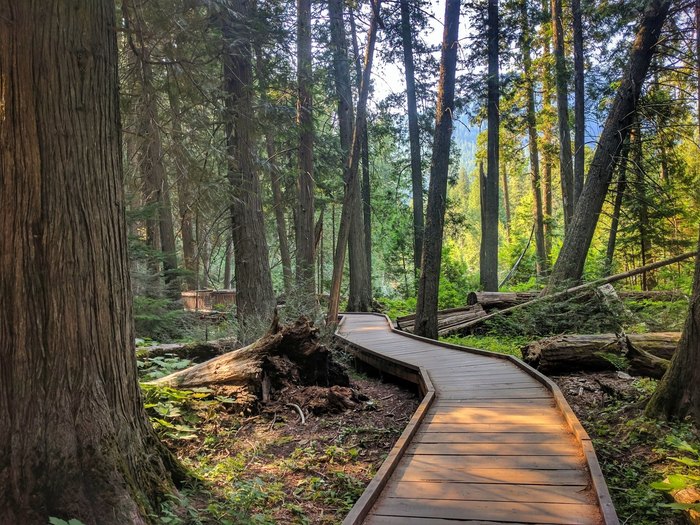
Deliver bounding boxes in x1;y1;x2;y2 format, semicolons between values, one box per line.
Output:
480;0;500;292
413;0;461;338
0;1;179;521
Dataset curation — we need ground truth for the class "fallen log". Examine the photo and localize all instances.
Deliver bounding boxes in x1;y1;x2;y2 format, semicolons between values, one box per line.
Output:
466;291;539;310
149;316;349;401
136;339;239;362
521;332;680;378
457;252;698;333
397;304;486;336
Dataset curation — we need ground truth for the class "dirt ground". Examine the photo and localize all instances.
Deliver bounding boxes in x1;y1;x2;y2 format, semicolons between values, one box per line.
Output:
157;372;419;524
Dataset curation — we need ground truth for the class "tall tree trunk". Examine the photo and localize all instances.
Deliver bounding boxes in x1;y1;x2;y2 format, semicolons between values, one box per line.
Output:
551;0;575;229
546;0;672;290
328;0;383;323
254;47;294;295
0;1;178;522
604;140;629;276
222;0;275;320
502;162;511;244
329;0;371;312
480;0;500;292
348;3;373;283
296;0;316;296
413;0;461;338
167;65;198;291
400;0;425;274
541;1;555;265
646;229;700;424
124;0;179;298
521;0;548;277
632;119;654;290
572;0;585;204
266;137;294;295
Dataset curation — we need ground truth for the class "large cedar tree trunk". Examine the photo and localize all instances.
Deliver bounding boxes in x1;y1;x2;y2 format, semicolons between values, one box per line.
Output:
222;0;275;320
479;0;500;292
400;0;425;274
646;231;700;424
413;0;461;338
0;1;176;522
551;0;575;229
546;0;671;290
296;0;316;296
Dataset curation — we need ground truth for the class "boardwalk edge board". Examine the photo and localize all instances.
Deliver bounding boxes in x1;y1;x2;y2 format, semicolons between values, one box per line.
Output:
335;312;619;525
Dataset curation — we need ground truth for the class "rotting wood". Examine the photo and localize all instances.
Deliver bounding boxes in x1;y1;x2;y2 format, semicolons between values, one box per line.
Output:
397;304;486;336
521;332;679;377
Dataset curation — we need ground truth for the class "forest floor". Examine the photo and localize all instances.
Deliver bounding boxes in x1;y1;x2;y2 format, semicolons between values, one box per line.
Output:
139;356;419;525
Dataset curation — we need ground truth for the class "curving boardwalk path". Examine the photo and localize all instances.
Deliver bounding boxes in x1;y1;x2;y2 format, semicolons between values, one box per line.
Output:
336;313;619;525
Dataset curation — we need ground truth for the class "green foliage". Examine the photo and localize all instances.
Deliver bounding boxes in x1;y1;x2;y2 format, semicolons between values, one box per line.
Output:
625;299;690;333
138;355;193;381
651;435;700;514
133;296;192;342
375;296;416;319
441;334;530;359
48;519;86;525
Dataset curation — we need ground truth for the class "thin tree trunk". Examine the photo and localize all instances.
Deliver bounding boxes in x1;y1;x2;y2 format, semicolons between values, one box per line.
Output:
521;0;548;277
222;0;275;320
329;0;371;312
480;0;500;292
632;119;654;291
254;47;293;295
546;0;672;290
124;1;179;298
573;0;585;204
551;0;575;229
0;1;179;521
413;0;461;338
328;0;383;323
296;0;316;296
502;162;511;244
167;64;198;291
223;234;233;289
400;0;425;273
267;137;293;294
541;3;555;266
604;141;629;276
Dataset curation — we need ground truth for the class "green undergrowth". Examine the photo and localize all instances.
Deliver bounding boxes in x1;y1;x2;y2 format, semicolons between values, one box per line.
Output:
440;334;531;359
575;380;699;525
624;299;690;333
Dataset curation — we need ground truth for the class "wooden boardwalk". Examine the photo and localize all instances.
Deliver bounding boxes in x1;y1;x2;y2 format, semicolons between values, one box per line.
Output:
336;313;619;525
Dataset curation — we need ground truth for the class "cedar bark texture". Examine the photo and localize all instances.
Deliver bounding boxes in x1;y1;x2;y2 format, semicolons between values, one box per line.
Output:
414;0;461;338
546;0;671;289
0;1;176;522
222;0;275;321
